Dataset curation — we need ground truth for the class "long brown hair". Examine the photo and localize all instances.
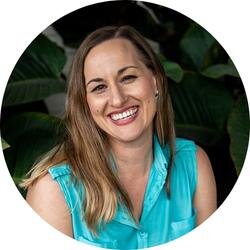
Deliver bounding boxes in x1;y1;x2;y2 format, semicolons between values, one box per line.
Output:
21;25;175;234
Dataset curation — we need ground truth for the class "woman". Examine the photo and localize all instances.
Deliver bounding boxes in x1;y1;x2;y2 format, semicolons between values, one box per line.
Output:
22;25;217;249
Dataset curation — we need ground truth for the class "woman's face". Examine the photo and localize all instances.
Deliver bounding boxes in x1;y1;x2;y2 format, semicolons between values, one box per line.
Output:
84;38;158;144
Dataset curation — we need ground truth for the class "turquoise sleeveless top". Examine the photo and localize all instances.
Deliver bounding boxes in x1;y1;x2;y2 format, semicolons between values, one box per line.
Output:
48;136;197;249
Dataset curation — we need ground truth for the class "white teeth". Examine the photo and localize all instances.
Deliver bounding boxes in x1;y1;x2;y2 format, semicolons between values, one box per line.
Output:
110;107;138;121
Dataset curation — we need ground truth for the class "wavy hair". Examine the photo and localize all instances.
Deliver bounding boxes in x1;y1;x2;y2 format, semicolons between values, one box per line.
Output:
21;25;175;234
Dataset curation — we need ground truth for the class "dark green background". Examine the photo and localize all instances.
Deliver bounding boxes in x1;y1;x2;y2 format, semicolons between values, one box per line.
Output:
1;1;249;205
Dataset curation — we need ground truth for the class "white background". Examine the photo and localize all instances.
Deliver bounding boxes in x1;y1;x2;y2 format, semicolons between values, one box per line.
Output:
0;0;249;249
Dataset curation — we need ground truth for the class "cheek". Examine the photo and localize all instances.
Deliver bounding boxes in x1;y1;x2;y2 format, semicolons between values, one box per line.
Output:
140;80;157;111
147;99;157;112
87;96;105;116
138;80;156;101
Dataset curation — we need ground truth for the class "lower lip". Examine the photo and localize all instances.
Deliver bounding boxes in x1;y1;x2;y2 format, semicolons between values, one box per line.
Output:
109;109;139;126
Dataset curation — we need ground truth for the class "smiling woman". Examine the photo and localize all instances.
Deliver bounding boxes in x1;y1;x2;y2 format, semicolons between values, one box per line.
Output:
85;38;157;143
20;25;216;249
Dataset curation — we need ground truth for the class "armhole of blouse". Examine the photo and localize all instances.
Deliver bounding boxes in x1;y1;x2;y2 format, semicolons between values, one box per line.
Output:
175;139;199;197
192;143;198;197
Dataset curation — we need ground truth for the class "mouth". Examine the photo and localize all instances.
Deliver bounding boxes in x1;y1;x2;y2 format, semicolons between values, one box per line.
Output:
108;106;139;123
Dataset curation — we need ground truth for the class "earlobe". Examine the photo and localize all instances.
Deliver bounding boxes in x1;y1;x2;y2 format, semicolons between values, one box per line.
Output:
155;90;159;98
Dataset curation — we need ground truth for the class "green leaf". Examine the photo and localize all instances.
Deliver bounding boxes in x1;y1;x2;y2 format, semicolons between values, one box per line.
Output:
180;23;215;71
1;138;10;150
9;34;66;82
201;64;240;78
228;95;250;175
162;60;184;83
1;112;65;180
3;78;66;106
3;34;67;106
170;73;234;145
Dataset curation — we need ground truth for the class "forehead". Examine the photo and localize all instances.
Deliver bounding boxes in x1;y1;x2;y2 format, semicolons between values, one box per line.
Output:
84;38;143;76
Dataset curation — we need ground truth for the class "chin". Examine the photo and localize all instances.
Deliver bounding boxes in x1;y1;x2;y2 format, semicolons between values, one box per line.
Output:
109;128;152;144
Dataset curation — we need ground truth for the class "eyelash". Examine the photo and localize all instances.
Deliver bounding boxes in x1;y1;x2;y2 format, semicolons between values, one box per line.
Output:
121;75;137;83
91;75;138;93
91;84;106;93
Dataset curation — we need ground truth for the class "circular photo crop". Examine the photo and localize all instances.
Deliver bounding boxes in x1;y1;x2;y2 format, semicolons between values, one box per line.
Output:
0;1;249;249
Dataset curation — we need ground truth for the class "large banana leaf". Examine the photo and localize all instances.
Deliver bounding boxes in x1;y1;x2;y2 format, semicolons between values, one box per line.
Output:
1;112;65;181
201;64;240;79
170;73;234;146
3;78;66;106
9;34;66;81
2;34;67;107
227;95;250;175
180;23;215;71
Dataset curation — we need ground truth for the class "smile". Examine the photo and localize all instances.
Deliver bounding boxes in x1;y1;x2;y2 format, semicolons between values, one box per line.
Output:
109;107;138;121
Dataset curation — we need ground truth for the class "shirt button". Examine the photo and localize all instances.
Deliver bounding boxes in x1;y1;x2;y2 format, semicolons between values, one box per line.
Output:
139;231;148;238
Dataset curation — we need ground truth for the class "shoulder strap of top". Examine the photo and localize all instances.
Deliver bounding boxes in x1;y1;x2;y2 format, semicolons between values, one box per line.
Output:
174;138;198;196
48;164;83;213
175;137;196;152
49;164;71;179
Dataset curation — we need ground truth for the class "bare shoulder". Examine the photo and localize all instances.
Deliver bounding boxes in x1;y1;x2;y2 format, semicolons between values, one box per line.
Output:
26;173;65;209
194;145;217;225
196;146;217;188
26;173;72;237
196;146;214;174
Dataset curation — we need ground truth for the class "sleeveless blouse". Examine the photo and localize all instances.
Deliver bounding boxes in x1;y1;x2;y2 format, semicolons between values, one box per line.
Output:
48;136;197;249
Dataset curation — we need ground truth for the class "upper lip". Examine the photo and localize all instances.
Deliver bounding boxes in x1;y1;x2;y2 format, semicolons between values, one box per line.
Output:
107;105;139;116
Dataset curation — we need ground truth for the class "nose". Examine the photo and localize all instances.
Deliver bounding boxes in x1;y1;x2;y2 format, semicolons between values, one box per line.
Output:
109;85;128;107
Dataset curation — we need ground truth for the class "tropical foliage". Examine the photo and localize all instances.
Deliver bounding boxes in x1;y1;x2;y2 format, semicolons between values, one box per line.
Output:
1;1;249;204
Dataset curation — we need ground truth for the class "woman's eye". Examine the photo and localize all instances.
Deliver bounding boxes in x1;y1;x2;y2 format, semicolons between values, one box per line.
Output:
91;84;106;93
121;75;137;83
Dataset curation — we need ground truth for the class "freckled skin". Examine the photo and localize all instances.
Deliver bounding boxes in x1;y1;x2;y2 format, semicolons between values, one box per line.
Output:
84;38;158;144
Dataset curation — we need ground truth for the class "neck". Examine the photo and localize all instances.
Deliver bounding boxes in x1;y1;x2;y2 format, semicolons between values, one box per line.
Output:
109;132;154;179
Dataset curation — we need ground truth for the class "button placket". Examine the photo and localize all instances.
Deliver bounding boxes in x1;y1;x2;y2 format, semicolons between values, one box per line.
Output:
137;228;148;248
139;231;148;238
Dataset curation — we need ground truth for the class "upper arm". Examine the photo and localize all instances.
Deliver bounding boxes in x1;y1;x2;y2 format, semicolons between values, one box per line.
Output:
193;146;217;226
26;173;73;237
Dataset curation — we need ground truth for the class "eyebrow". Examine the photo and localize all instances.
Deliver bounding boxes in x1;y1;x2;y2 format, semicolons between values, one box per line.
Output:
86;65;139;86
